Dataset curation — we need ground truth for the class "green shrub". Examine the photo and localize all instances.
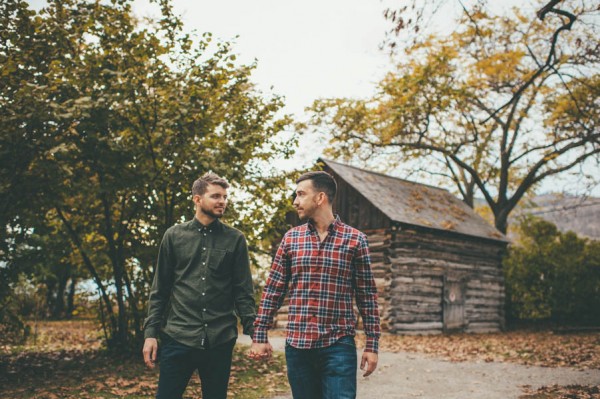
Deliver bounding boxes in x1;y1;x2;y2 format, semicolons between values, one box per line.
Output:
504;215;600;325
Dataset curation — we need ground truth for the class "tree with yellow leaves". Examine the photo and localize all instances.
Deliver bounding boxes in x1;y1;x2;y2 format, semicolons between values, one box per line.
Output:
307;0;599;234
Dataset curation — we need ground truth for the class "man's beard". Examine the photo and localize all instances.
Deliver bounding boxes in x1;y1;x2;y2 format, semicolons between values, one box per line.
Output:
296;200;317;221
200;206;224;219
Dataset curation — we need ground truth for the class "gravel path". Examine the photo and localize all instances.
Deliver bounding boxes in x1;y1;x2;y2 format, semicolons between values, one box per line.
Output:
236;335;600;399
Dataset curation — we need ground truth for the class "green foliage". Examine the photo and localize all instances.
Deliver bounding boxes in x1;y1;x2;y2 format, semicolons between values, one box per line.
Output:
0;0;296;348
504;215;600;325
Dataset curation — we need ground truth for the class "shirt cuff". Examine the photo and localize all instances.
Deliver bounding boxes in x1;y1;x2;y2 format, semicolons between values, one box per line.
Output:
365;337;379;354
252;328;269;343
144;326;159;340
243;321;255;337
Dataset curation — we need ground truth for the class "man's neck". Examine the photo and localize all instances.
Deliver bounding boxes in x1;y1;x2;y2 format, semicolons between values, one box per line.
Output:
195;211;216;227
310;210;335;234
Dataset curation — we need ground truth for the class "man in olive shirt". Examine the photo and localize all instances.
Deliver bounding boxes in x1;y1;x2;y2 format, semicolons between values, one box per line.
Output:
142;172;256;399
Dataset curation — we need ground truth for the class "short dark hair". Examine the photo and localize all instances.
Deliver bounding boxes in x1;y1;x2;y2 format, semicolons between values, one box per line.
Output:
296;171;337;203
192;172;230;196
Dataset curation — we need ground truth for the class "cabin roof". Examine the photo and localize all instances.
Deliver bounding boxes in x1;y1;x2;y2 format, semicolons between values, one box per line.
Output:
321;158;508;242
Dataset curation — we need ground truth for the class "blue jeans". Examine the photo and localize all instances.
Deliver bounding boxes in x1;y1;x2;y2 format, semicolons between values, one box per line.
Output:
156;334;235;399
285;335;357;399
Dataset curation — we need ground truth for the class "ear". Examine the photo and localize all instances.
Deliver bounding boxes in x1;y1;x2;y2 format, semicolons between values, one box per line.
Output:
317;192;326;206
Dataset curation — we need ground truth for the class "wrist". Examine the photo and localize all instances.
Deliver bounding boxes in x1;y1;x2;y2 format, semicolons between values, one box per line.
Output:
252;329;268;343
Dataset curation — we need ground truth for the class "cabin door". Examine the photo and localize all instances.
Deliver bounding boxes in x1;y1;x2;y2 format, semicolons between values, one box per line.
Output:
443;275;467;332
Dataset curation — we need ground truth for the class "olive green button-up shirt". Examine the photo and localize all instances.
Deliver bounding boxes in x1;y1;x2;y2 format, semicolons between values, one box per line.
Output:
143;218;256;349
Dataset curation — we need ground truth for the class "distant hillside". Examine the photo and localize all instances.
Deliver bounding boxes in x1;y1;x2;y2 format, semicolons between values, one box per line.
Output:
523;194;600;240
475;194;600;241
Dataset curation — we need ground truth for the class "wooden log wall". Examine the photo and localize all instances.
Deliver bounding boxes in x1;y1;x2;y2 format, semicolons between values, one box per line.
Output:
356;229;393;331
272;225;507;336
389;226;507;334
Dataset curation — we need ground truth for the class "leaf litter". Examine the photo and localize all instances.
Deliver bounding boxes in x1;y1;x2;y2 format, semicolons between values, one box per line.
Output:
1;320;288;399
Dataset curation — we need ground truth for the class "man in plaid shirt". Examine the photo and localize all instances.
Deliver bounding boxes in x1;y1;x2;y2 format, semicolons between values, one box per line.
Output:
250;171;381;399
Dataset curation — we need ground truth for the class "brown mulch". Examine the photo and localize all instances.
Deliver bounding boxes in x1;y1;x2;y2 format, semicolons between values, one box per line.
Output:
0;320;287;399
7;323;596;398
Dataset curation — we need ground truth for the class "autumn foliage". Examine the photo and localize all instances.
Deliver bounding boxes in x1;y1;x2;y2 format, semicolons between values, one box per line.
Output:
307;0;599;235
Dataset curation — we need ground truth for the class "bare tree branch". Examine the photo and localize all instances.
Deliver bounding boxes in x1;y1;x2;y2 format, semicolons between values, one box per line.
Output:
482;2;577;123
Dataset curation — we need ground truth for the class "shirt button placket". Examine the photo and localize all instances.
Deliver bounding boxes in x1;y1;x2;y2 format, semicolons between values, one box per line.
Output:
199;231;207;337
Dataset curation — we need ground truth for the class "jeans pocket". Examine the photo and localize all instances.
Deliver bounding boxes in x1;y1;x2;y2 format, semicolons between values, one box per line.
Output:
335;335;356;348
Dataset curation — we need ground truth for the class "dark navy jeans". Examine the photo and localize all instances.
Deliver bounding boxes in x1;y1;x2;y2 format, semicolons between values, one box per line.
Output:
156;334;235;399
285;335;357;399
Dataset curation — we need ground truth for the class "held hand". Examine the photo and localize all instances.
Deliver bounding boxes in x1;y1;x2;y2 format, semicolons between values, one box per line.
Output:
248;342;273;360
143;338;158;369
360;351;378;377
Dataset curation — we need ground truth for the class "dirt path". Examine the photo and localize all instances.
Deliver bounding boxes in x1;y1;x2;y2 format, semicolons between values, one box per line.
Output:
236;335;600;399
358;350;599;399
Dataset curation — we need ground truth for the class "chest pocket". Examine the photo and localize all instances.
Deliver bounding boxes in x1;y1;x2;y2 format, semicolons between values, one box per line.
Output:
208;248;231;276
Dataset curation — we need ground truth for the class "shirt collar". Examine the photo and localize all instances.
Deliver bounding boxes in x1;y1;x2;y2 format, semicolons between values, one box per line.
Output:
307;215;342;235
191;217;222;231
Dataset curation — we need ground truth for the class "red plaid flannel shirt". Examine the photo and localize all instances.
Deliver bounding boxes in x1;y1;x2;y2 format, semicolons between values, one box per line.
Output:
253;216;381;353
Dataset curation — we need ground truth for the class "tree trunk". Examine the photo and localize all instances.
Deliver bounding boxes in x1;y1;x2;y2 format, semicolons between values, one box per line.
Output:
51;263;71;319
56;207;117;334
123;261;142;339
99;192;130;348
463;180;476;208
45;279;58;319
494;209;509;235
66;277;76;319
52;277;65;319
114;261;129;347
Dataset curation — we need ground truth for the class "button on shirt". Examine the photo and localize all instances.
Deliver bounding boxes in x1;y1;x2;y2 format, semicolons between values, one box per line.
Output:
253;216;381;353
144;218;256;349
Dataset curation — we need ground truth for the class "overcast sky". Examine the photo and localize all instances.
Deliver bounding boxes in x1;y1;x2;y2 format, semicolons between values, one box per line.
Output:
130;0;400;171
134;0;395;116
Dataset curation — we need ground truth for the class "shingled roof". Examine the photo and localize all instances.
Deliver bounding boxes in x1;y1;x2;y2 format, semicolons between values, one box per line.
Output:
321;158;507;242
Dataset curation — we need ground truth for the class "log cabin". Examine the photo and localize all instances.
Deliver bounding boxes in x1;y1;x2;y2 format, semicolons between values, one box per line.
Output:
276;158;509;334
